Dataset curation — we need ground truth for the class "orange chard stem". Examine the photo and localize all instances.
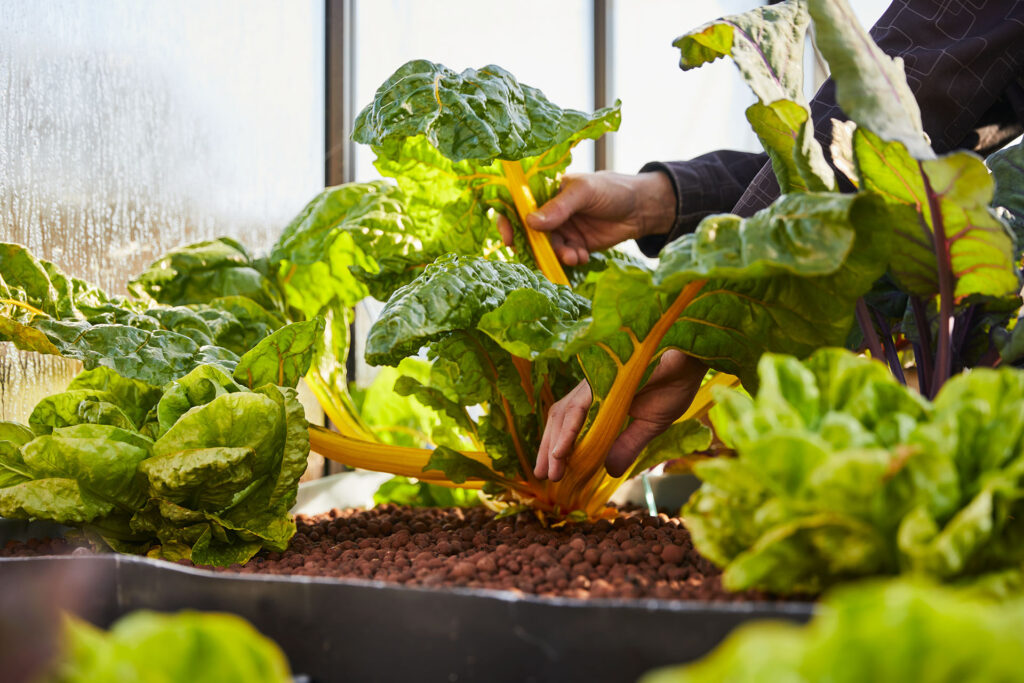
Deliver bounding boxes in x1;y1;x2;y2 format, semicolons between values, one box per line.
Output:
555;279;709;501
499;159;570;286
510;355;536;408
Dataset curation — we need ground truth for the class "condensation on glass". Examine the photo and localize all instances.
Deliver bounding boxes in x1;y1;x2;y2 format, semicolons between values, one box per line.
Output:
0;1;326;424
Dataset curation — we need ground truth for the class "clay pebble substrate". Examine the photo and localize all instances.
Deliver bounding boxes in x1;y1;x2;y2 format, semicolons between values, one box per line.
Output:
3;506;776;602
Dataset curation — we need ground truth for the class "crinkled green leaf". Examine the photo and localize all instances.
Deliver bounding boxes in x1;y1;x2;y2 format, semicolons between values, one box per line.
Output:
722;512;891;594
0;478;114;525
20;425;151;511
152;392;284;477
252;383;310;512
353;59;619;163
807;0;931;158
66;367;162;427
197;295;286;355
128;237;283;312
988;140;1024;253
355;60;619;275
139;447;257;512
232;318;324;389
28;390;136;435
365;254;588;366
271;181;422;310
481;193;889;390
686;349;1024;594
154;364;245;437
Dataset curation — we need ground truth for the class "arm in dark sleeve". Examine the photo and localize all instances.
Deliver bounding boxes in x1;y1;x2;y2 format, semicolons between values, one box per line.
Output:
633;150;768;257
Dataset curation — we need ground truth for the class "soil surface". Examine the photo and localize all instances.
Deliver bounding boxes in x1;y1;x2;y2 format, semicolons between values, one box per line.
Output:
1;506;776;602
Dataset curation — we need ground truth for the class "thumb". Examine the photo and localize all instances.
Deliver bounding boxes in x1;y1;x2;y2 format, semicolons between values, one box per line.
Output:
604;419;662;478
526;176;595;232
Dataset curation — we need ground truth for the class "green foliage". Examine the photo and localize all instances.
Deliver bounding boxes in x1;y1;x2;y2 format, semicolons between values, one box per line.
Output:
675;0;834;192
53;611;291;683
0;365;309;565
642;580;1024;683
373;476;481;508
353;59;619;163
353;59;620;274
684;349;1024;594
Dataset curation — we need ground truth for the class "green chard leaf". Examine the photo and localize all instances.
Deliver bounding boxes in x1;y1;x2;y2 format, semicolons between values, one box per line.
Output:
988;140;1024;251
128;237;283;312
807;0;931;159
853;128;1019;301
353;59;620;273
1;243;247;386
232;318;324;389
353;59;619;163
365;254;588;367
675;0;834;192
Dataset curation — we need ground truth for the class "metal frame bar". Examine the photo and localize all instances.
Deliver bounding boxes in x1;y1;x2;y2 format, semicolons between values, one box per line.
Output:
326;0;356;186
593;0;614;171
325;0;357;473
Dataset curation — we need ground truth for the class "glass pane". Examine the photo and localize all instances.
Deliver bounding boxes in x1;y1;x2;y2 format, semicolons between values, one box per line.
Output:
0;1;326;423
609;1;763;175
352;0;594;181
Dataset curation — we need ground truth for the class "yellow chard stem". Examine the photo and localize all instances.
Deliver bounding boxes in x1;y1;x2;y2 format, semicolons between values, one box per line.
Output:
304;369;375;442
555;279;708;504
499;159;570;286
309;425;490;489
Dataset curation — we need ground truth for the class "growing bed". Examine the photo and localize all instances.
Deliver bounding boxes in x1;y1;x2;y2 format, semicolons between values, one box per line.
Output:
1;501;813;683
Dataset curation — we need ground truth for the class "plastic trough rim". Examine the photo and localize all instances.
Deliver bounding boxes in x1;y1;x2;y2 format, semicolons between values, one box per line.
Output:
0;552;816;615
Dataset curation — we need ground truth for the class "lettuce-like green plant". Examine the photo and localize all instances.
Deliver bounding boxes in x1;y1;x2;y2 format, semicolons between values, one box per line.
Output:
0;363;310;565
54;610;291;682
683;348;1024;594
642;580;1024;683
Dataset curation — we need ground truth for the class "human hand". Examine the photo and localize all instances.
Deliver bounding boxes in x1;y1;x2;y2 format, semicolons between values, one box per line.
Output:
534;350;708;482
496;171;676;266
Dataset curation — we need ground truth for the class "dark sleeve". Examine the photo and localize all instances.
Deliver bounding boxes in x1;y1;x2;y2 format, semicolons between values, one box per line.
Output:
640;0;1024;254
633;151;768;257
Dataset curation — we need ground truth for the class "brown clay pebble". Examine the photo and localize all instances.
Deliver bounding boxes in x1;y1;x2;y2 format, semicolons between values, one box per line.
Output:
661;545;686;565
0;506;790;603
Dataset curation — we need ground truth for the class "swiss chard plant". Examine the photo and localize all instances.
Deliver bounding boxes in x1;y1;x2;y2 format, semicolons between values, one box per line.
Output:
668;0;1024;592
304;54;892;520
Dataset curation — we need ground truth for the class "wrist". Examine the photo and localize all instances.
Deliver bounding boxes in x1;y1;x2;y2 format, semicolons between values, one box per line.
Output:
635;171;677;238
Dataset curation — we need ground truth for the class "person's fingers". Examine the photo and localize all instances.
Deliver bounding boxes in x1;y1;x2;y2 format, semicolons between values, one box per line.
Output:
604;420;661;478
547;383;592;482
526;175;596;232
559;222;591;265
496;214;513;247
547;231;580;267
534;399;564;480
